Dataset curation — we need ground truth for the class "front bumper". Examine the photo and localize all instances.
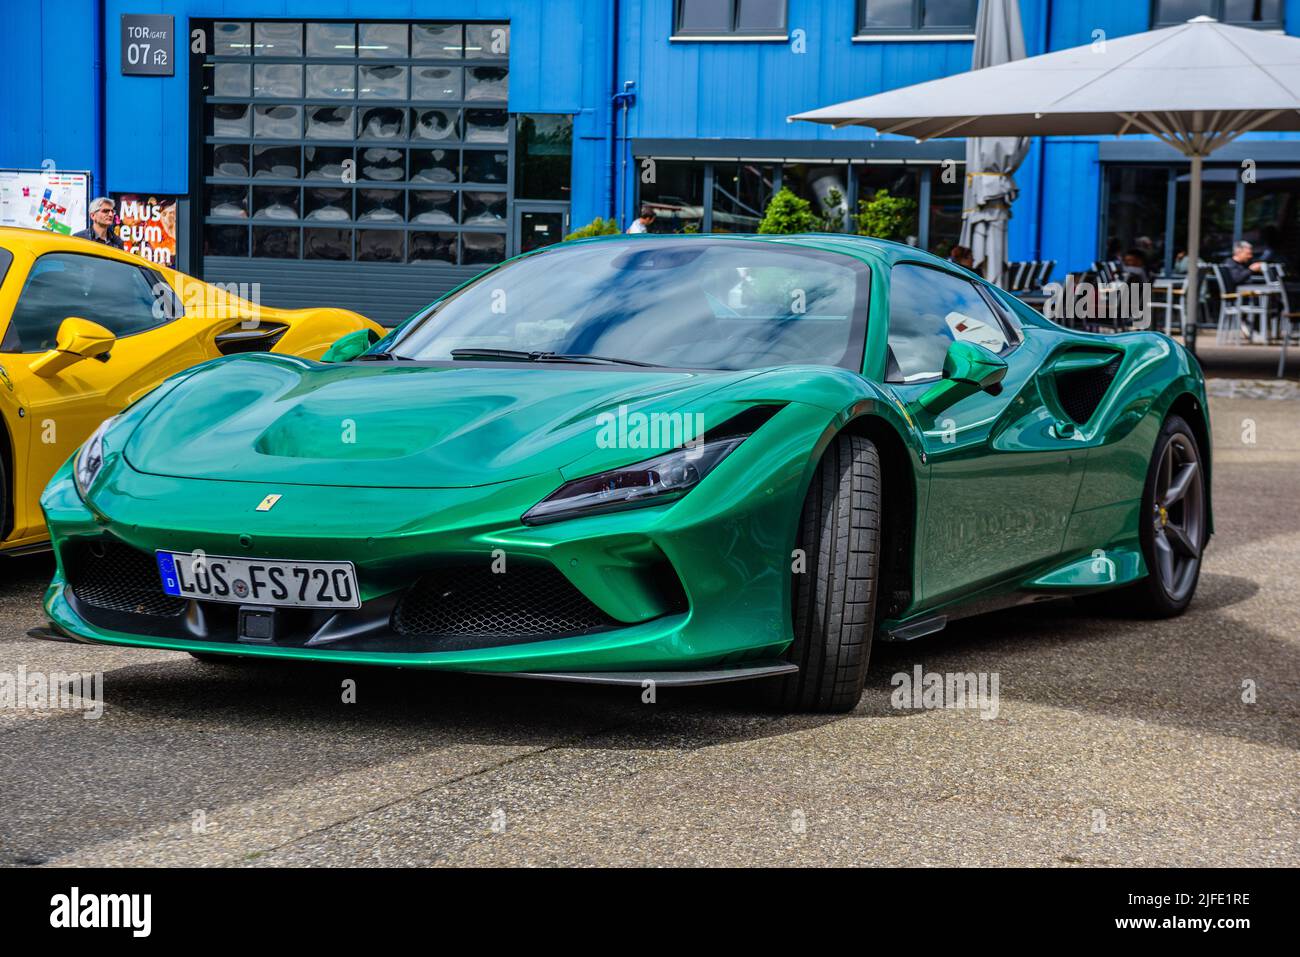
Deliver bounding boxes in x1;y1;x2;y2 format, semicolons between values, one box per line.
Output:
40;408;828;673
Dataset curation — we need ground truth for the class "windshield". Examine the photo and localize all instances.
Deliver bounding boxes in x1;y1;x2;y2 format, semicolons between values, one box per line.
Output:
381;239;869;371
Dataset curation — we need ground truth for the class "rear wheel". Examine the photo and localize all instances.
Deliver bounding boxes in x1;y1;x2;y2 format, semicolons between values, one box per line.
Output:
1120;414;1207;617
762;433;882;713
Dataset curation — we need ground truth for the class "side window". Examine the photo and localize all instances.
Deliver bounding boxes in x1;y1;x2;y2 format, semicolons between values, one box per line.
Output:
885;264;1011;383
0;253;174;354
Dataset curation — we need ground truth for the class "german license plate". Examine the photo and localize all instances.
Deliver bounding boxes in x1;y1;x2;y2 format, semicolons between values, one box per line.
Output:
156;551;360;609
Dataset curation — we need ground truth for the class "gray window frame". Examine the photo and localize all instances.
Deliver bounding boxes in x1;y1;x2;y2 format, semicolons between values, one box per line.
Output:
1151;0;1284;29
855;0;978;37
672;0;789;40
634;156;962;247
196;19;512;267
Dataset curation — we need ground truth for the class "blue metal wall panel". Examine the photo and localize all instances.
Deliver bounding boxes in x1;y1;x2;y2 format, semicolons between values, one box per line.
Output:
1037;139;1101;280
623;0;976;143
0;0;101;186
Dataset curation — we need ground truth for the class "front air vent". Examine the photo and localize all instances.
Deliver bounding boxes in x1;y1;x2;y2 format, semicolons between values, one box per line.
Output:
392;561;616;644
67;541;186;618
1056;356;1120;425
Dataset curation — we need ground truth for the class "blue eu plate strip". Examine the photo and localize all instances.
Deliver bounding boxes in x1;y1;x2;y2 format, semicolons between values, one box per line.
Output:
156;551;181;596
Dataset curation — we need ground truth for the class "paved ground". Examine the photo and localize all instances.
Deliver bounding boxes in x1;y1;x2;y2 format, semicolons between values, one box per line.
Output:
0;394;1296;867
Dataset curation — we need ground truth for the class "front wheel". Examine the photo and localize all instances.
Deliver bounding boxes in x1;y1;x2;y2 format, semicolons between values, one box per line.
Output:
1123;414;1207;617
762;433;882;713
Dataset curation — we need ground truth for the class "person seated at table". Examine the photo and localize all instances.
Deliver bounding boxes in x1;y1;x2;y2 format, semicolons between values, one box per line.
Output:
948;245;974;270
1172;250;1189;275
1220;240;1264;294
1121;248;1150;283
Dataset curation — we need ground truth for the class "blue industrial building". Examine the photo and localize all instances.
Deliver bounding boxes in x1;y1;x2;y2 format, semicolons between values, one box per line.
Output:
3;0;1299;322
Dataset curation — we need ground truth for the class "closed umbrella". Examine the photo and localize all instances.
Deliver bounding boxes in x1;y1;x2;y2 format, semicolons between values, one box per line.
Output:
791;16;1300;348
960;0;1030;287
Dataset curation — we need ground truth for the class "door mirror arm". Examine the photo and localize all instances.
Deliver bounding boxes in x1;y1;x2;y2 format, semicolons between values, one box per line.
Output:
916;341;1008;416
29;317;117;378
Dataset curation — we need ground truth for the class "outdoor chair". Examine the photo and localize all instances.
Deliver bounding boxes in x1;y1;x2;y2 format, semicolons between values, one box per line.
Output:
1269;264;1299;378
1002;261;1029;291
1033;260;1056;289
1210;264;1250;345
1149;274;1190;338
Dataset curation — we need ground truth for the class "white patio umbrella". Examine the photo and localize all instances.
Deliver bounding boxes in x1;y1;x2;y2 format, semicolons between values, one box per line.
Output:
960;0;1030;287
791;16;1300;339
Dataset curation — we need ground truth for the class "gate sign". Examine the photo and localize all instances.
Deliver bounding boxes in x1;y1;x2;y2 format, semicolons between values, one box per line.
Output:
121;14;174;76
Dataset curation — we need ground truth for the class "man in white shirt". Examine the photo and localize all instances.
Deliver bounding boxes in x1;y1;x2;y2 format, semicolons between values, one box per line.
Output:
627;205;656;234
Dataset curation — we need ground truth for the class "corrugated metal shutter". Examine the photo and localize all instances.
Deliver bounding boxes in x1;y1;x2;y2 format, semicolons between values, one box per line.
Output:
202;257;483;325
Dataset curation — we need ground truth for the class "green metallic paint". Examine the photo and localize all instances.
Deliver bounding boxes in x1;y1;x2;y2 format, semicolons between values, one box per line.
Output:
40;234;1212;673
320;327;381;363
918;341;1009;415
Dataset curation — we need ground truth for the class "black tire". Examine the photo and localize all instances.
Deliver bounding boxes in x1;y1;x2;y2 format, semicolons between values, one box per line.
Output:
1115;414;1207;618
762;433;882;713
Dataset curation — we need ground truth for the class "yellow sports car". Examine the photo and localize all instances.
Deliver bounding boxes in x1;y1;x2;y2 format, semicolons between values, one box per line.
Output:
0;227;383;554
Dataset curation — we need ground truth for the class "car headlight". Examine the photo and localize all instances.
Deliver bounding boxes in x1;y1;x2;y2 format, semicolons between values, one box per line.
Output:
74;416;117;499
522;436;746;526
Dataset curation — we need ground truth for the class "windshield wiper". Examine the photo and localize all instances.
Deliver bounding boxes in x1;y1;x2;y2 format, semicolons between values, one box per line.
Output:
449;348;538;361
449;348;658;367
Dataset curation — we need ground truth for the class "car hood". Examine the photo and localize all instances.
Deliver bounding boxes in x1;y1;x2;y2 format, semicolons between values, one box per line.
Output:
124;355;761;489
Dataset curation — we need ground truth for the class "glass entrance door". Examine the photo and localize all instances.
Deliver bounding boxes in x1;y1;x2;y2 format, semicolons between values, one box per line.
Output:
514;204;568;254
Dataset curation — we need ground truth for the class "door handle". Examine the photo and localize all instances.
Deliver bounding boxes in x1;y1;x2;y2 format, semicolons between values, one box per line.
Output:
1052;420;1076;440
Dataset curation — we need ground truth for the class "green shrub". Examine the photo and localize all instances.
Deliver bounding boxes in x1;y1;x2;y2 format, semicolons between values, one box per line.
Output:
757;187;820;234
564;217;621;241
854;189;918;243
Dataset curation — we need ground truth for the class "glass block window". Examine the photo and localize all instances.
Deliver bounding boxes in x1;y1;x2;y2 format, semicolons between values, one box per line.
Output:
200;20;511;265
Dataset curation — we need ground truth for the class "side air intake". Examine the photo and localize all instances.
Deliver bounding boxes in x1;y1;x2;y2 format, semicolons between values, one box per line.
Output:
1055;356;1120;425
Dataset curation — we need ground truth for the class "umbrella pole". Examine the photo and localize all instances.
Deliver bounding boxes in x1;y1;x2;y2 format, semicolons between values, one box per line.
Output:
1185;152;1204;354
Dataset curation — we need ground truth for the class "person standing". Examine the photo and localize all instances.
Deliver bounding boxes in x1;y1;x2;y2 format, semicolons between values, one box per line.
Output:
626;205;656;234
73;197;124;249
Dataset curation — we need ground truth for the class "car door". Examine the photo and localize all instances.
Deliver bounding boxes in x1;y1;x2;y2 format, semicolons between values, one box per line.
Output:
879;261;1084;609
0;249;208;540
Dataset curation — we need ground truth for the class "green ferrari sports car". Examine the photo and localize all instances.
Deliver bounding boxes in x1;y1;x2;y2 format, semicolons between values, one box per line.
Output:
35;234;1211;712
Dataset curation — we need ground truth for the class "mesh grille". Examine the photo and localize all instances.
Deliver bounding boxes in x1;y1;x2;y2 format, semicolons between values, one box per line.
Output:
68;542;186;618
1057;357;1120;425
392;562;613;639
